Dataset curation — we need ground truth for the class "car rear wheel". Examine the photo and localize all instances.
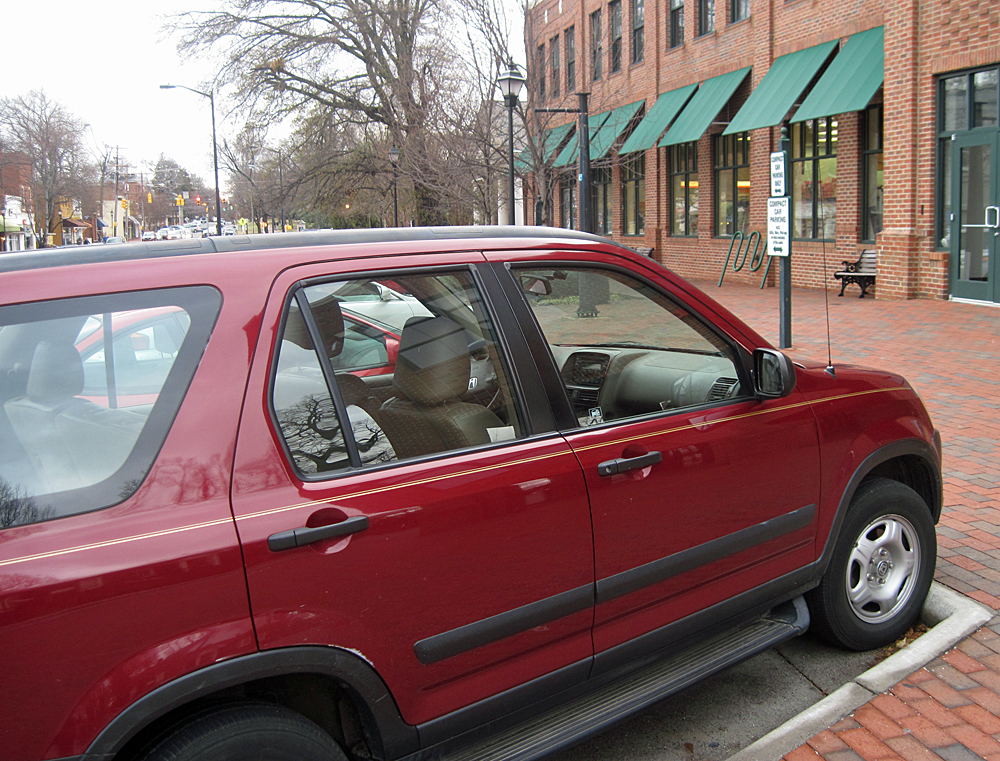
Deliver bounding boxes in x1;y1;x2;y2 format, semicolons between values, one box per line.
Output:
807;478;936;651
140;702;347;761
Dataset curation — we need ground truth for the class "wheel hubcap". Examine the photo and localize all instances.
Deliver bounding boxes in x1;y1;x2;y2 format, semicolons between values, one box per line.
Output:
846;514;920;624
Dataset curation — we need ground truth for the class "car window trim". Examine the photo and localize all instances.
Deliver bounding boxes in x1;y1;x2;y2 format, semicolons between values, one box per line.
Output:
266;264;545;482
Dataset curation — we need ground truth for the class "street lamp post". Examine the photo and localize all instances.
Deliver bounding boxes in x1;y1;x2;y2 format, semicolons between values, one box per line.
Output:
496;63;526;225
159;84;223;237
388;146;400;227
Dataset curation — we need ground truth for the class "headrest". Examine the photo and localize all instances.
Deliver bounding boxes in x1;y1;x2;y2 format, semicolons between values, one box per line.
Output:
26;341;85;401
283;294;345;357
392;317;471;405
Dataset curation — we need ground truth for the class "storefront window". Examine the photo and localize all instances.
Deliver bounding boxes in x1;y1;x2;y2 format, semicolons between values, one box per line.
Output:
593;167;612;234
622;154;645;236
862;105;884;242
561;179;577;229
670;142;698;236
791;117;837;239
714;132;750;236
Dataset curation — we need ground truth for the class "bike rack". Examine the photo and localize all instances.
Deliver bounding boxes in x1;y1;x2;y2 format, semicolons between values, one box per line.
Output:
718;230;773;289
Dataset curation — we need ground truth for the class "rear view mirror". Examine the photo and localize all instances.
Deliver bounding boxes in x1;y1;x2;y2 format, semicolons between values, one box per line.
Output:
753;348;796;399
519;276;552;296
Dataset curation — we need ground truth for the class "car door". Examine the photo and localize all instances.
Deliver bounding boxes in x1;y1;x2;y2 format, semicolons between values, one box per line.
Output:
230;255;595;726
485;251;821;670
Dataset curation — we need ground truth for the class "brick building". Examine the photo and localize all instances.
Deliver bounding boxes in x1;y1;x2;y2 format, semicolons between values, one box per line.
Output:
522;0;1000;303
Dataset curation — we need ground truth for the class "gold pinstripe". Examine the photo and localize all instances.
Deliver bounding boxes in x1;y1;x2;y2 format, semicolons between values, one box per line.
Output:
0;386;909;568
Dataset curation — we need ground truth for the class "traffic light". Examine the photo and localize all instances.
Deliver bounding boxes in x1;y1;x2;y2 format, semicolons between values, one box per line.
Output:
147;192;152;204
121;199;128;210
195;196;201;205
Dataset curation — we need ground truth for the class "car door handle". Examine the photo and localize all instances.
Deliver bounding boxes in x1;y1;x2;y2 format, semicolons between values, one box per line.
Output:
268;515;370;552
597;451;662;477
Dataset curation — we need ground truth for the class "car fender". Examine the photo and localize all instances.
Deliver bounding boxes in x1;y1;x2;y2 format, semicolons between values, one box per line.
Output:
81;646;418;761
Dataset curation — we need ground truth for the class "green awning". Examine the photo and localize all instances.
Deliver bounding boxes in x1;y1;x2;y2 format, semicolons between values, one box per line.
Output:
0;221;22;233
554;110;612;167
589;100;645;159
660;68;752;146
516;122;576;172
619;84;698;154
792;27;884;123
723;41;838;134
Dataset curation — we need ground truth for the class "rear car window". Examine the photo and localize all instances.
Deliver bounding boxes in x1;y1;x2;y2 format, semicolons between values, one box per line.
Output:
0;287;221;528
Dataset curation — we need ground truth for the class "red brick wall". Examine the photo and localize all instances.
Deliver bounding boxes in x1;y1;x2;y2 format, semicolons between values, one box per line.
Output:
524;0;1000;300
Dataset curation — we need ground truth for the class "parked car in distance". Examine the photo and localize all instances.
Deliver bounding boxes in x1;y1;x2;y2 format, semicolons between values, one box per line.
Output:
156;227;170;240
165;225;186;240
0;228;941;761
141;231;157;241
103;236;126;244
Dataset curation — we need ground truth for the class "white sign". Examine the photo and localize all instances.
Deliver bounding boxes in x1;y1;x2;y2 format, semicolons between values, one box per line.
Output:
767;197;791;257
770;151;787;197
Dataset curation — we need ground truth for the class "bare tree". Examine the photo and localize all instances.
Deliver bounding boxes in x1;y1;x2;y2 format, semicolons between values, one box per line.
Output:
0;91;94;238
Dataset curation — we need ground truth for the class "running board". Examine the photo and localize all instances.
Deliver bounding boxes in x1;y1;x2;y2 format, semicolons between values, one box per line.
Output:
431;597;809;761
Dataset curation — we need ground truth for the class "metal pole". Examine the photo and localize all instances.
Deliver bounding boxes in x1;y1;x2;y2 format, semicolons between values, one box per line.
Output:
577;93;592;234
210;92;223;237
393;167;399;227
779;126;792;349
507;94;517;225
278;148;285;232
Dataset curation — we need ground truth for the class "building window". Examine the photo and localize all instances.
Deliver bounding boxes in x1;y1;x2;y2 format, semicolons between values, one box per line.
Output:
591;10;603;81
670;142;698;236
698;0;714;36
593;167;612;234
551;35;561;98
609;1;622;73
561;179;577;229
632;0;645;63
791;117;838;239
537;43;546;100
862;105;883;242
730;0;749;23
714;132;750;236
622;154;645;236
566;27;576;91
669;0;684;47
936;67;999;247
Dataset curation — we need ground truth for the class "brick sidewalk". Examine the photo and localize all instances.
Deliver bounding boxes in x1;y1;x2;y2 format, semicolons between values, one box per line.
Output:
693;279;1000;761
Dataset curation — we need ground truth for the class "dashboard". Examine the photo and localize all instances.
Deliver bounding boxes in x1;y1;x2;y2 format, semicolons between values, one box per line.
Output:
551;345;744;423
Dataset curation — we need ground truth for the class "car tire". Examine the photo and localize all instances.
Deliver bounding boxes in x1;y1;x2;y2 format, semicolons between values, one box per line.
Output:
139;702;348;761
807;478;936;651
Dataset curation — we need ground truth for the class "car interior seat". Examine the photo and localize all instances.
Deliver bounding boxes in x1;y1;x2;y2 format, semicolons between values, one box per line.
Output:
379;316;503;459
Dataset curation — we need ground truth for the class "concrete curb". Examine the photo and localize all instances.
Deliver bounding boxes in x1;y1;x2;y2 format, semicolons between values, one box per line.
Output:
726;584;994;761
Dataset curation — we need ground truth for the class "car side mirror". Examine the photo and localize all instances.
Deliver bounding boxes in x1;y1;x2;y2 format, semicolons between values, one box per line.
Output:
519;276;552;296
753;348;796;399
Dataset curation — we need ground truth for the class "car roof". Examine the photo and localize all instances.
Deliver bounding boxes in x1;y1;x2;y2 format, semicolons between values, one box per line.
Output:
0;227;616;275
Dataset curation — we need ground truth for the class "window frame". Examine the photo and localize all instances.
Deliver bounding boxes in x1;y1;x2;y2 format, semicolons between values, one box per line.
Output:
591;9;603;81
622;153;645;236
861;104;883;243
561;178;578;229
669;0;684;48
730;0;748;24
550;34;561;99
566;26;576;92
537;42;547;100
698;0;714;36
713;132;751;237
270;266;531;480
609;0;623;74
631;0;645;64
592;166;613;235
669;141;699;237
790;117;838;240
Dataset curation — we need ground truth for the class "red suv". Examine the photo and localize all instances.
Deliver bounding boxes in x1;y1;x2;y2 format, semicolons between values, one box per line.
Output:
0;228;940;761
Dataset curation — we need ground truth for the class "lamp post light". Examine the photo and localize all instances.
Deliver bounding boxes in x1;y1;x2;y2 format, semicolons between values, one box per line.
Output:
496;62;526;225
388;145;401;227
159;84;223;237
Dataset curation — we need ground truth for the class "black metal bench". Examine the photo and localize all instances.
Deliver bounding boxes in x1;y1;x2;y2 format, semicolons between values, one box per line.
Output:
834;250;877;298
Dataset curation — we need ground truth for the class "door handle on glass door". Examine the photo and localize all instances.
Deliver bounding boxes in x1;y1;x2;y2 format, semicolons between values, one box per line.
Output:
268;515;370;552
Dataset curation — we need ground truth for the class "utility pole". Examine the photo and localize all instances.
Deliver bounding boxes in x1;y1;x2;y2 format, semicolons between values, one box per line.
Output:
535;92;592;233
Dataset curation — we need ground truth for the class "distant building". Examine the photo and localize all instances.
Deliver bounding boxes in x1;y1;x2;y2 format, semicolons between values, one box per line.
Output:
0;152;36;251
523;0;1000;303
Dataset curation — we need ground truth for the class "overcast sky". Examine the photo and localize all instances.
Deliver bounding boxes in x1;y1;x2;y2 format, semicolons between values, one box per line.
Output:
7;0;526;192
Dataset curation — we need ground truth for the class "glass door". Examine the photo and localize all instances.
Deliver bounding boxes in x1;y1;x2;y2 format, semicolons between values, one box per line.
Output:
950;132;1000;302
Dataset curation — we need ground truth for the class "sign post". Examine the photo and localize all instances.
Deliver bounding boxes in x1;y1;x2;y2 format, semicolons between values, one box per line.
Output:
770;129;792;348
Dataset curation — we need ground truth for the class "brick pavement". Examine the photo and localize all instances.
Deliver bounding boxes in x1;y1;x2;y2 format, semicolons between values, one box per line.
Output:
692;279;1000;761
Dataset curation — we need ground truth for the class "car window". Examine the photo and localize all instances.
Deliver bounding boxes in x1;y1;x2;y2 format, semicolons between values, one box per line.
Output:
0;287;220;528
517;267;746;427
271;270;524;477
